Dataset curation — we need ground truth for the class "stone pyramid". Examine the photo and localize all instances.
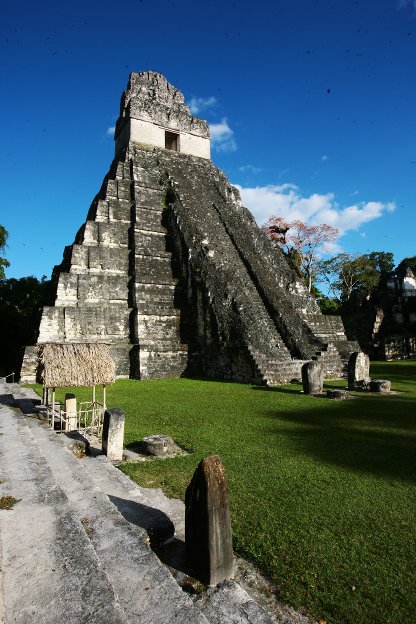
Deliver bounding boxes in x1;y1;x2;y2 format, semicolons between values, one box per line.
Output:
21;71;358;384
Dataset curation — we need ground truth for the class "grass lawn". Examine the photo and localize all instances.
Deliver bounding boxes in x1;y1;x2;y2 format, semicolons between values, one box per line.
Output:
31;361;416;624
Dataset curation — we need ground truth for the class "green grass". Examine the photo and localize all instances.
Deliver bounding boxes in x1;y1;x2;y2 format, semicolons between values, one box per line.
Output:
30;361;416;624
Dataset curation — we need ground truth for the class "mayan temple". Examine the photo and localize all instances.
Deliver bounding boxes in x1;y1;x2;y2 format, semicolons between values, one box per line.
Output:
21;71;358;384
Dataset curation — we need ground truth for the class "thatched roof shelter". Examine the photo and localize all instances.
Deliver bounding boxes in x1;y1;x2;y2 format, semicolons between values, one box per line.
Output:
38;343;116;388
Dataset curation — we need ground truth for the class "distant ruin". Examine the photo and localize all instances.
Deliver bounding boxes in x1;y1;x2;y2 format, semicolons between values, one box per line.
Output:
359;267;416;360
21;71;358;384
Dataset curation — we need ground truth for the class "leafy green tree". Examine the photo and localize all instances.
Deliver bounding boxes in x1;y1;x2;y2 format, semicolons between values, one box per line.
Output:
0;276;50;375
0;225;10;279
319;251;394;303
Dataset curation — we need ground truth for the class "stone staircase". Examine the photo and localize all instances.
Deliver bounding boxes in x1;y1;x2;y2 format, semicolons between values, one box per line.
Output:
0;382;313;624
153;150;307;385
131;162;188;379
305;315;359;378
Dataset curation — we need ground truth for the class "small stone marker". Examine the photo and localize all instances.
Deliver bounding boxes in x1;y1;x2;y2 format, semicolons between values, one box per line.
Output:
302;361;323;395
64;393;77;431
327;389;349;400
102;408;125;461
348;352;370;389
369;379;391;393
141;434;175;456
185;455;234;586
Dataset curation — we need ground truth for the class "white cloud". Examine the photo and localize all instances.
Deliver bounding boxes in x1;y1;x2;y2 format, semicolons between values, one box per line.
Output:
209;118;237;152
106;126;115;136
321;155;328;162
234;183;396;239
239;164;262;174
189;96;217;115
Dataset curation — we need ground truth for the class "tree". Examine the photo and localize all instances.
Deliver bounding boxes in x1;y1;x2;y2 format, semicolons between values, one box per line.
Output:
319;251;394;303
263;217;339;292
0;276;50;375
0;225;10;279
395;256;416;277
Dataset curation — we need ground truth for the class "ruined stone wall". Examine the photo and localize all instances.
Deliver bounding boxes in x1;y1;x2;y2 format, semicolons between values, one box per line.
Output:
115;72;210;159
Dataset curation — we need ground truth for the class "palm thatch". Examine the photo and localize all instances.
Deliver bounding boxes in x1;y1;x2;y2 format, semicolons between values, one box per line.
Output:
37;343;116;388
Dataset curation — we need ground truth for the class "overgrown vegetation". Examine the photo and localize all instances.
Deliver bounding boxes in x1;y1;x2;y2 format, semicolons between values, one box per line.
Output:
0;495;21;510
31;361;416;624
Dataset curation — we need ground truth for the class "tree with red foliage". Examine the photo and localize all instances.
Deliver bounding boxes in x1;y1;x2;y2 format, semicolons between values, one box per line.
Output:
263;217;339;292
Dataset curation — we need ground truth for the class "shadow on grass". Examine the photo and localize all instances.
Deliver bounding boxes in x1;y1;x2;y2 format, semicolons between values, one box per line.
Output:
251;386;302;395
264;394;416;483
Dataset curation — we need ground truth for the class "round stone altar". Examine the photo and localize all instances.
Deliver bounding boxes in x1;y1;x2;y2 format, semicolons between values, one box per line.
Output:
141;434;176;456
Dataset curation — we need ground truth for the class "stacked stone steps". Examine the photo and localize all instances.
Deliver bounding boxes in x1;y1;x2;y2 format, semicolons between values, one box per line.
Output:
0;384;281;624
132;173;188;379
36;166;135;377
303;315;347;341
250;351;306;385
55;273;129;306
66;244;130;275
169;197;296;380
313;343;345;378
155;151;307;385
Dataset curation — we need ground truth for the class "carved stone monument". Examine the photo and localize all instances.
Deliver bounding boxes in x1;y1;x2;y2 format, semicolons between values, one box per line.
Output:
21;71;358;386
102;407;125;461
348;352;370;389
185;455;234;586
302;360;323;395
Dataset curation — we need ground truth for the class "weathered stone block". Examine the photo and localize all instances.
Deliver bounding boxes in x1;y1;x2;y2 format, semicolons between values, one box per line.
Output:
135;207;165;233
348;352;370;389
135;255;174;284
185;455;234;586
117;179;131;200
76;274;128;304
134;186;165;208
102;408;125;461
38;308;65;342
87;246;129;274
19;346;38;383
108;199;131;222
302;361;323;395
370;379;391;393
63;305;130;341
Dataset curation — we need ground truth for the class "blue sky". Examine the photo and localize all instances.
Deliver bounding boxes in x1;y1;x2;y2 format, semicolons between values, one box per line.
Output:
1;0;415;280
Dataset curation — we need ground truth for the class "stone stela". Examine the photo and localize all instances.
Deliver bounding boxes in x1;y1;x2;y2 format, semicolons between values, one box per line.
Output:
21;70;359;386
102;408;125;461
185;455;234;586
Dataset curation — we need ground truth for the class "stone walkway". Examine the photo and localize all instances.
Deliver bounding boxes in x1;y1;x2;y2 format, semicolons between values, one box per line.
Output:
0;381;313;624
